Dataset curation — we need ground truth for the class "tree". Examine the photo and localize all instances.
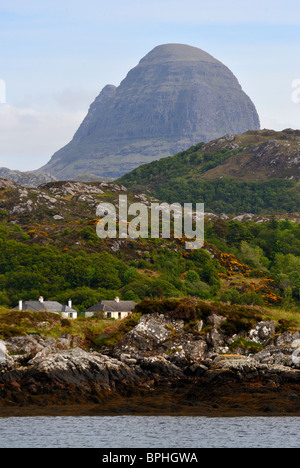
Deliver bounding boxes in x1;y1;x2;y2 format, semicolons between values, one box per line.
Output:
240;241;270;270
271;253;300;297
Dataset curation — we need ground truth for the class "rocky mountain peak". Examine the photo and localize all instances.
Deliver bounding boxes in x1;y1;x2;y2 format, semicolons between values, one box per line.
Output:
138;43;220;65
38;43;260;179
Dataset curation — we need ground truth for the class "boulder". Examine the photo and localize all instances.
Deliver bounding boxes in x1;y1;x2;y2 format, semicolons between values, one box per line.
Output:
206;328;229;353
248;321;277;345
139;356;184;378
206;314;226;327
113;313;184;358
185;339;208;361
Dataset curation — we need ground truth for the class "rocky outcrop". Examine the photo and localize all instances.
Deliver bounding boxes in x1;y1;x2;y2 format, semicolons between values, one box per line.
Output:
1;177;298;227
0;178;135;224
198;129;300;182
39;43;260;179
1;311;300;416
0;168;57;188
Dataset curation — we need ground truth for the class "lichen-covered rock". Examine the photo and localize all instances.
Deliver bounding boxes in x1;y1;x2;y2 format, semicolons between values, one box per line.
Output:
5;335;69;360
248;321;277;345
113;313;184;358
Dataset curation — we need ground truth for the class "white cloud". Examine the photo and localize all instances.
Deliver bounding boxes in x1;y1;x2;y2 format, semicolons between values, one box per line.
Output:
0;80;6;104
0;104;85;171
54;87;97;112
260;110;300;132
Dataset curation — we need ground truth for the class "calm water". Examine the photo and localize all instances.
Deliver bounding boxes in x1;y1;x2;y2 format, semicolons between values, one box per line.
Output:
0;416;299;448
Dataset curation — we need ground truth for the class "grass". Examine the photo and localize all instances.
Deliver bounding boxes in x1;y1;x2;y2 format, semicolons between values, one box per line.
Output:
260;305;300;331
0;307;117;348
230;338;264;354
94;313;141;348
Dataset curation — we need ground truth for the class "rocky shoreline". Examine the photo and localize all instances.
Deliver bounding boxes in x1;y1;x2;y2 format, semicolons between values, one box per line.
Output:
1;311;300;417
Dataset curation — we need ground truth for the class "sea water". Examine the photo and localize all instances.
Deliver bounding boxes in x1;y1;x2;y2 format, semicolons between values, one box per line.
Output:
0;416;299;448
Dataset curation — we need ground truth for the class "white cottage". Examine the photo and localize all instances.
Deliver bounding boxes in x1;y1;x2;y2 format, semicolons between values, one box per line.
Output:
85;297;137;319
15;297;78;319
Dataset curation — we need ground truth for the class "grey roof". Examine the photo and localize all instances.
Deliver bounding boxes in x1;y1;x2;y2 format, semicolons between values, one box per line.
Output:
14;301;77;314
86;300;137;313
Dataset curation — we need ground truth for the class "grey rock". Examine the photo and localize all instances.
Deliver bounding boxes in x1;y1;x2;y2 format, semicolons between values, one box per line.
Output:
25;347;142;390
254;344;298;368
186;339;208;361
206;327;228;353
274;331;300;346
5;336;47;358
139;356;183;378
193;320;203;332
2;311;300;409
207;314;226;327
5;335;68;361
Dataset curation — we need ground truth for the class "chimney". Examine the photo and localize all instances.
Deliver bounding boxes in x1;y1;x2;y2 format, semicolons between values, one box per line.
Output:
19;300;23;311
115;296;120;303
68;299;72;308
39;296;44;303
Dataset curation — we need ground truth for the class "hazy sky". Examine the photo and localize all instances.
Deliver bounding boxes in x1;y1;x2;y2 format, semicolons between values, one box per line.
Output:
0;0;300;171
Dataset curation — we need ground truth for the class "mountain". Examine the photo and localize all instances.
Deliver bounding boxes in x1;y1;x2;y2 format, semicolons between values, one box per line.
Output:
117;129;300;214
0;167;57;188
38;43;260;180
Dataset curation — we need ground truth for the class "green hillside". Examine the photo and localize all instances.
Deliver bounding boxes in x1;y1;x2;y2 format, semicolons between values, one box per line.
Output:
118;130;300;214
0;179;298;320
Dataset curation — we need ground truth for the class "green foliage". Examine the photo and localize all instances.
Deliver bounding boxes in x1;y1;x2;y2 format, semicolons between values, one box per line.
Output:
185;270;200;282
79;227;99;243
152;178;299;215
0;240;141;309
230;337;264;354
271;253;300;298
0;231;222;309
206;218;300;301
118;139;300;214
0;212;299;310
0;209;8;220
220;288;265;306
239;241;270;270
